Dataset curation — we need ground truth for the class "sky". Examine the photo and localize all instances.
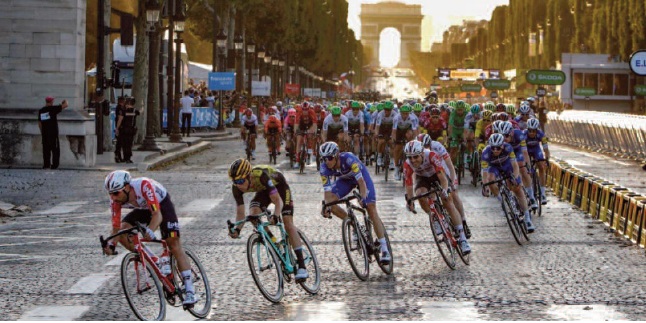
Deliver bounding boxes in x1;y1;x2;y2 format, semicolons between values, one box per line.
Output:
347;0;510;51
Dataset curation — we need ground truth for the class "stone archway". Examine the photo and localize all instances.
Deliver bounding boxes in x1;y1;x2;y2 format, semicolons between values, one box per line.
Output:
360;2;423;68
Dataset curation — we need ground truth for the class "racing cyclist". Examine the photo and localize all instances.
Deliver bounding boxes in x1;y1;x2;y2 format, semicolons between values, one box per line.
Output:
448;100;468;170
321;106;349;151
263;114;282;157
346;101;365;157
464;104;482;165
375;102;397;167
524;118;550;205
392;104;419;180
498;121;538;211
240;108;258;160
424;106;448;146
294;103;317;168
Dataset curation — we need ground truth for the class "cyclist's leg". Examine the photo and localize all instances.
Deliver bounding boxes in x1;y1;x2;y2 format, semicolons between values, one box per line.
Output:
296;134;304;161
118;209;152;251
324;178;353;220
362;176;389;256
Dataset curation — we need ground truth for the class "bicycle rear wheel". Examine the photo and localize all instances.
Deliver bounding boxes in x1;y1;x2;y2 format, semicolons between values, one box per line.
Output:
430;210;457;270
299;147;306;174
375;220;394;275
501;190;523;245
511;195;530;241
341;217;370;281
532;170;542;217
295;230;321;294
315;141;321;171
171;249;212;318
384;152;390;182
246;233;284;303
471;151;480;187
121;253;166;321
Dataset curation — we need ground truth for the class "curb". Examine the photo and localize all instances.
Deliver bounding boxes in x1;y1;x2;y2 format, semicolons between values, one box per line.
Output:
138;141;212;171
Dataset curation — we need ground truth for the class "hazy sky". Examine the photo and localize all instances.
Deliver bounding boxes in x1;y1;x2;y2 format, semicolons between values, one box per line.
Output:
347;0;510;51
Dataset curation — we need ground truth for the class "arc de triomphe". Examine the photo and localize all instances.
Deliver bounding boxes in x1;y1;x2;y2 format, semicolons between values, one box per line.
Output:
360;2;423;68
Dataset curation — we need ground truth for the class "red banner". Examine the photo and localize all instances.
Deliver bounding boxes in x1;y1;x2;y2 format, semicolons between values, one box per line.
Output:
284;83;301;95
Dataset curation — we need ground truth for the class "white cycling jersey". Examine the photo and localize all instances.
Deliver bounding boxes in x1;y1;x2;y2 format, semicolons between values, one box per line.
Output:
322;114;348;132
241;114;258;127
392;113;419;131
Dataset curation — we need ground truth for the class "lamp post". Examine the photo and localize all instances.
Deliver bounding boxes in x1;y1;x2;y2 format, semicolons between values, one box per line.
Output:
216;29;227;130
272;56;279;98
257;45;265;83
246;39;255;100
173;6;185;140
263;50;272;82
233;34;244;126
139;0;162;151
278;57;285;99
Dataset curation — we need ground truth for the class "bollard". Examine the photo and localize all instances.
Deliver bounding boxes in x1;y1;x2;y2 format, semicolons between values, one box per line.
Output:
626;196;646;243
560;167;577;201
555;163;572;198
613;191;640;235
581;175;601;214
572;173;593;208
636;200;646;248
604;186;629;228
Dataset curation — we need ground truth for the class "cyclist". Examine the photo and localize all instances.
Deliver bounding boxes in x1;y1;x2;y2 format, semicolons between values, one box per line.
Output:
240;108;258;160
103;170;198;305
227;159;309;280
418;134;471;239
515;104;535;131
524;118;550;205
283;109;297;159
412;103;425;133
263;114;282;156
392;104;419;180
375;102;396;167
498;121;538;212
448;100;468;172
314;104;327;137
480;134;535;233
321;106;349;151
464;104;482;165
505;104;517;119
294;103;317;168
495;103;506;113
403;140;471;253
475;110;493;152
424;106;448;146
319;141;391;264
346;101;365;157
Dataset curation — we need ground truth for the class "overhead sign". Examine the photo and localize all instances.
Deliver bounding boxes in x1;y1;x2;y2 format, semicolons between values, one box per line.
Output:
303;88;322;97
208;72;236;90
251;81;271;96
629;50;646;76
635;84;646;96
526;69;566;85
284;83;300;95
536;87;547;97
438;68;451;81
488;69;501;79
483;79;511;90
450;69;488;81
429;84;441;91
574;87;596;97
460;84;482;92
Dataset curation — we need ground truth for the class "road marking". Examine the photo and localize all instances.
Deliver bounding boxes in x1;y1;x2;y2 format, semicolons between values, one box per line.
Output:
284;301;348;320
67;273;115;294
104;252;127;266
19;305;91;321
547;304;626;320
35;201;88;215
418;301;480;320
180;199;222;213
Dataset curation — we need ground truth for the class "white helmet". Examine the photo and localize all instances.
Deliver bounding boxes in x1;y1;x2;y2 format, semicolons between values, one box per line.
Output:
104;170;131;193
276;101;283;107
417;134;432;147
488;133;505;147
527;97;535;102
527;118;540;130
319;141;339;158
492;120;505;133
519;105;531;114
499;121;513;135
404;140;424;156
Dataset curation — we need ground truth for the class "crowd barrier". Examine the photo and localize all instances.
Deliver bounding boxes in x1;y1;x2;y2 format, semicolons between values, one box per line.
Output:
547;158;646;248
545;110;646;161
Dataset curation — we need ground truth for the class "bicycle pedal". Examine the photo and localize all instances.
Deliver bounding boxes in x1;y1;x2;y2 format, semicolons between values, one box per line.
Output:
182;304;194;310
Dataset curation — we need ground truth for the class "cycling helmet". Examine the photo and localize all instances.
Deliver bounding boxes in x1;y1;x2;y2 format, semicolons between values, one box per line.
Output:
383;101;394;110
495;103;506;112
447;101;457;109
245;108;253;116
288;109;296;116
496;112;509;121
482;110;493;121
527;118;540;130
399;104;412;113
319;141;339;157
499;121;513;135
506;104;516;116
104;170;131;193
418;134;432;147
330;106;342;116
484;102;495;111
492;120;505;133
377;103;384;112
488;133;505;147
430;107;441;116
276;101;283;107
314;104;322;112
519;104;531;115
228;158;251;181
351;101;361;109
527;97;536;102
302;101;310;109
403;140;424;156
470;104;481;115
413;103;423;112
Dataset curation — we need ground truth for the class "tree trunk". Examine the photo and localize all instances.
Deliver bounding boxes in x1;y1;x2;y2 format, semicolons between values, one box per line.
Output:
131;0;150;144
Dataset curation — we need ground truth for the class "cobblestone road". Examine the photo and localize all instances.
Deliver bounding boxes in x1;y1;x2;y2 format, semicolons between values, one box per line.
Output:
0;139;645;320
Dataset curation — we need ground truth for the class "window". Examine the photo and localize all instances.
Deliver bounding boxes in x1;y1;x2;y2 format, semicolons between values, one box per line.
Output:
584;73;598;91
573;73;583;90
613;74;628;96
598;74;613;95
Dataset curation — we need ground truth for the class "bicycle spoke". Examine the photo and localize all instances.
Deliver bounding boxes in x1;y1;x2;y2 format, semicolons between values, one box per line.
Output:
121;253;166;321
247;234;283;303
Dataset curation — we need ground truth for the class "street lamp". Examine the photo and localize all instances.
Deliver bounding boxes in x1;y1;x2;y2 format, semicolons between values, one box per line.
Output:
278;57;285;99
172;7;185;140
233;34;244;126
139;0;162;151
216;29;227;130
257;45;265;81
272;55;279;98
246;39;255;100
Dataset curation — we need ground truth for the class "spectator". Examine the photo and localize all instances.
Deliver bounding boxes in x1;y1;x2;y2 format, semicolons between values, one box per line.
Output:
38;96;68;169
116;97;141;163
114;96;126;163
180;90;194;137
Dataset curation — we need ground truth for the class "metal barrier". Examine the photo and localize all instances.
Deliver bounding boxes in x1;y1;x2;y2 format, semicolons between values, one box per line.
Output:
546;111;646;161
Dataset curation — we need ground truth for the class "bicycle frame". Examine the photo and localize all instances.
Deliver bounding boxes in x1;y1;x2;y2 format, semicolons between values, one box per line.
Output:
407;187;458;248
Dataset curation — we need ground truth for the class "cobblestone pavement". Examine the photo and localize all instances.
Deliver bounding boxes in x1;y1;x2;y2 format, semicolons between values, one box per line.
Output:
0;139;645;320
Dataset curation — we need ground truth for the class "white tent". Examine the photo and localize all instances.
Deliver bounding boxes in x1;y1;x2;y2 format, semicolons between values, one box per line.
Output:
188;61;213;83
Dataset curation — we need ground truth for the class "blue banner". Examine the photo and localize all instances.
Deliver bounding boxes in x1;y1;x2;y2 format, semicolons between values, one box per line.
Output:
208;72;236;90
110;107;220;138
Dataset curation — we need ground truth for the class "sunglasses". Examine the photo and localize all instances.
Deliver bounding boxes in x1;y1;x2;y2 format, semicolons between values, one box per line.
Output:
491;146;502;151
431;116;440;119
232;178;246;185
503;134;511;138
109;190;122;196
321;156;335;162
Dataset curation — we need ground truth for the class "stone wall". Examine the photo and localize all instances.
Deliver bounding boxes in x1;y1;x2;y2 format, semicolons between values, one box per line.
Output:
0;0;96;167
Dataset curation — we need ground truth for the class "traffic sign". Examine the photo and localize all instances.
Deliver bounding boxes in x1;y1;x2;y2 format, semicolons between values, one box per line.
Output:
208;72;236;90
490;91;498;99
634;84;646;96
460;84;482;92
483;79;511;90
574;87;596;97
629;50;646;76
526;69;566;85
536;87;547;97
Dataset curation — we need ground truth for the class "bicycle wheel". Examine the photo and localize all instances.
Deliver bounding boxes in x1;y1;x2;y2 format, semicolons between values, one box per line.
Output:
374;151;380;175
501;190;523;245
384;152;390;182
532;170;542;217
510;195;530;241
315;141;321;171
471;151;480;187
375;220;394;275
341;216;370;281
299;147;306;174
246;233;284;303
171;249;212;318
120;253;166;321
430;210;457;270
295;230;321;294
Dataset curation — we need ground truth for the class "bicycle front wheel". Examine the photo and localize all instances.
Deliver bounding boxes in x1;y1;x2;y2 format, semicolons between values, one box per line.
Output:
430;210;457;270
376;220;394;275
121;253;166;321
341;217;370;281
532;170;542;217
296;230;321;294
501;190;523;245
247;233;284;303
171;249;212;318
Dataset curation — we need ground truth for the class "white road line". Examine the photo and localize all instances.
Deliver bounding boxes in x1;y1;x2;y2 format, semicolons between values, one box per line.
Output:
34;201;88;215
104;252;127;266
180;199;222;214
19;305;91;321
67;273;115;294
418;301;481;321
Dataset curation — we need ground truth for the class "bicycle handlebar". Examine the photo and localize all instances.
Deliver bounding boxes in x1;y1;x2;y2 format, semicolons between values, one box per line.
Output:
482;174;513;188
99;222;162;255
322;190;362;208
227;211;272;234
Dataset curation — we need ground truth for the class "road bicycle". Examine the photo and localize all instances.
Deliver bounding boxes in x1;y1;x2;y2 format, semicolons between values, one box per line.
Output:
265;129;280;165
375;135;391;180
469;146;481;187
297;131;313;174
227;211;320;303
451;138;467;185
528;156;544;217
99;222;211;321
322;190;393;281
483;174;530;245
244;131;254;161
406;183;470;270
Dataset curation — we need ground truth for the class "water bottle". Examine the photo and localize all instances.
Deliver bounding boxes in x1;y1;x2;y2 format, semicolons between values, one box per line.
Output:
160;255;171;276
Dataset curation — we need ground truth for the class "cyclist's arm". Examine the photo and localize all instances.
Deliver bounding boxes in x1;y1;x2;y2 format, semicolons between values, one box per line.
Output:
269;190;283;217
233;187;246;231
142;180;162;232
438;169;449;191
444;155;457;182
356;177;369;203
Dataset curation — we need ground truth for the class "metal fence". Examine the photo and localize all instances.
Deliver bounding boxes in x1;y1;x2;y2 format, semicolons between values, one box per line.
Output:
545;111;646;161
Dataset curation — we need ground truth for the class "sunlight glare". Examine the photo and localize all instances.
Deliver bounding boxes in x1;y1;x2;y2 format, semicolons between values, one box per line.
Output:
379;28;401;68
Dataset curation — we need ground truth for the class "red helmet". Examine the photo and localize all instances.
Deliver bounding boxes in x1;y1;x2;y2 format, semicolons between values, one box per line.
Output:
302;101;310;109
495;103;506;112
430;107;441;116
245;108;252;116
314;104;322;111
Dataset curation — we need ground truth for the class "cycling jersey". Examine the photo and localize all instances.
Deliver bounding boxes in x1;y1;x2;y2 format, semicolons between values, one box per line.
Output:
514;115;532;131
320;152;376;204
232;165;293;216
241;114;258;128
506;129;527;162
430;140;453;178
264;117;282;133
375;111;397;136
296;110;317;131
464;112;481;131
283;116;296;132
345;110;364;134
448;110;467;137
322;114;348;133
424;118;447;141
524;129;549;161
403;149;444;189
474;119;491;140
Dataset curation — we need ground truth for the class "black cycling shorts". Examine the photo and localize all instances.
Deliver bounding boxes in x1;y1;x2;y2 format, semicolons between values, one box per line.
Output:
414;173;441;192
249;184;294;217
122;194;180;239
244;124;257;135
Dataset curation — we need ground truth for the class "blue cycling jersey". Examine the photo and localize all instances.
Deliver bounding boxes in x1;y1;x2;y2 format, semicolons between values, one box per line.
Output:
319;152;376;203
